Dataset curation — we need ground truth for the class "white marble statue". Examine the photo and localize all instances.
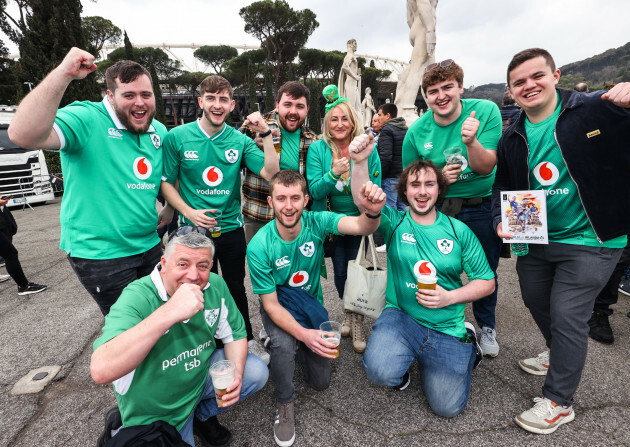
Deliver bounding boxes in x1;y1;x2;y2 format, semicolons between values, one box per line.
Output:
395;0;438;125
361;87;376;128
338;39;362;115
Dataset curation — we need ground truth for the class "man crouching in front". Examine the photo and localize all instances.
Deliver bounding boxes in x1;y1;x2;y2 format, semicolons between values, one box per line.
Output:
90;229;268;446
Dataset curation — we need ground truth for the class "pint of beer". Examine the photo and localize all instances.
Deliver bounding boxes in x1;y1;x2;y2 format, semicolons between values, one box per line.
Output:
209;360;236;407
272;133;282;154
417;274;437;290
320;321;341;358
208;210;222;238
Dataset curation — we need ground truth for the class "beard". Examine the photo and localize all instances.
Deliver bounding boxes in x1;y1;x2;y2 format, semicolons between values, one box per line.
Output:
114;103;155;135
408;197;436;217
278;112;306;132
274;208;303;230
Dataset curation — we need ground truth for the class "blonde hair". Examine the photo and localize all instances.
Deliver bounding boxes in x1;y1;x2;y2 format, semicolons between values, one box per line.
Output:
322;102;362;158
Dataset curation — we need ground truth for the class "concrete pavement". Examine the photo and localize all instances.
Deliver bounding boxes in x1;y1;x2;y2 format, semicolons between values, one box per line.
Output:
1;198;629;446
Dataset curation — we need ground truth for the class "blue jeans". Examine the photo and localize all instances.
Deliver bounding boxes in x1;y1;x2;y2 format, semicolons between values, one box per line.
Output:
382;177;406;211
178;349;269;446
441;200;501;329
362;308;475;418
331;234;362;299
67;243;162;316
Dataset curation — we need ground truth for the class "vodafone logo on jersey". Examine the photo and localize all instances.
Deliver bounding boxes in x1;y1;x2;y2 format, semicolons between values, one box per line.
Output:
533;162;559;186
202;166;224;187
413;260;436;278
133;157;152;180
289;271;309;287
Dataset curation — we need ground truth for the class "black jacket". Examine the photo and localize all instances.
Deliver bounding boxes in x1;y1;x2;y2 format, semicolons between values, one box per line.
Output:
491;88;630;242
377;117;408;178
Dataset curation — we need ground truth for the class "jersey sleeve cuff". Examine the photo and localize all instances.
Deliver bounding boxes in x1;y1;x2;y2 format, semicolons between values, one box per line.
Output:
52;123;65;150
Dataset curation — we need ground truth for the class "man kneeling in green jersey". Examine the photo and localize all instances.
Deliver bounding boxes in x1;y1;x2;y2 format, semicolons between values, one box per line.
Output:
91;231;268;446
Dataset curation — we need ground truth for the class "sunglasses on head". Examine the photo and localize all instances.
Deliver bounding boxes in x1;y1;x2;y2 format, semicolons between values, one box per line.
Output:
167;225;211;242
425;59;454;72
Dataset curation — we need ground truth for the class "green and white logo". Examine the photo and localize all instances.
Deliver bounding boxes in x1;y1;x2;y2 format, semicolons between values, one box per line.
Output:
204;309;220;327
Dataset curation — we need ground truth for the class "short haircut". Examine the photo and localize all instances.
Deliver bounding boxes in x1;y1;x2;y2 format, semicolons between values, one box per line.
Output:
397;160;448;206
574;82;588;92
277;81;310;103
322;101;363;158
422;61;464;94
378;103;398;118
164;231;214;260
105;61;152;92
269;169;308;196
507;48;556;86
199;75;233;99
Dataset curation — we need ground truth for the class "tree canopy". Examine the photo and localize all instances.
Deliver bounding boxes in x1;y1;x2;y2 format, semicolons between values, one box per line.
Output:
83;16;121;55
240;0;318;95
194;45;237;75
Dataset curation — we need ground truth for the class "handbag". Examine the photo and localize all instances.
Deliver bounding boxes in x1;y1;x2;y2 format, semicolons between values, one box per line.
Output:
343;234;387;319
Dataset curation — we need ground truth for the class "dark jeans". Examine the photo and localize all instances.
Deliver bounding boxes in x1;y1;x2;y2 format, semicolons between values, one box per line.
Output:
516;243;622;405
260;304;331;403
0;228;28;288
331;234;362;299
439;200;501;329
593;241;630;315
210;227;253;340
68;243;162;316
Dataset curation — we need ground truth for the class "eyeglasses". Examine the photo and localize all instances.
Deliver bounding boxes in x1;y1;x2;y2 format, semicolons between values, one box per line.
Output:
425;59;454;72
168;225;211;242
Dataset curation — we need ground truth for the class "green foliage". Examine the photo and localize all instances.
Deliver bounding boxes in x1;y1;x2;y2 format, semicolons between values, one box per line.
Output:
0;0;29;45
361;67;391;100
305;78;321;134
223;49;266;91
174;71;206;95
83;16;121;56
106;46;181;80
297;48;344;84
0;38;19;104
264;63;274;113
462;83;505;106
194;45;238;74
150;63;166;125
239;0;319;95
559;42;630;90
248;58;258;113
19;0;100;106
123;30;134;61
44;150;61;175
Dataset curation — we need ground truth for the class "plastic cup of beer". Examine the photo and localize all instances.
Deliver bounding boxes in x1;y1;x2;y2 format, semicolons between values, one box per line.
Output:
443;147;463;166
209;360;236;407
272;131;282;154
208;210;222;237
319;321;341;358
417;274;437;291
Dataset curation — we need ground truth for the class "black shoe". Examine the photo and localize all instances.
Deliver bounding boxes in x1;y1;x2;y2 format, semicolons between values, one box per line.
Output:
392;370;411;391
17;282;47;296
618;275;630;297
193;416;232;447
588;312;614;344
96;406;122;447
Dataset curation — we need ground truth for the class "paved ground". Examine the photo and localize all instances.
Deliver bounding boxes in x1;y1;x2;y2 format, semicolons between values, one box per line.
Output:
1;198;629;447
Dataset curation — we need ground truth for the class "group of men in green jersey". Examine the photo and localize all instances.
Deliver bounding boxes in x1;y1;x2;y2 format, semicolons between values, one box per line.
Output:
9;41;630;446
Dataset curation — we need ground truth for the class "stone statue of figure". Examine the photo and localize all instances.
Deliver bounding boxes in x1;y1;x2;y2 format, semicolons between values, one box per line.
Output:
395;0;438;125
361;87;376;128
338;39;361;115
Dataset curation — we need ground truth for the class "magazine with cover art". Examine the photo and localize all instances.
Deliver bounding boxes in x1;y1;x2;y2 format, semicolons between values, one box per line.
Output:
500;190;548;244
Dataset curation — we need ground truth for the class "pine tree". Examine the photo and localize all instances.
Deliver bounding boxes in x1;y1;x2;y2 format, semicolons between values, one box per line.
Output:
149;62;166;125
19;0;100;106
123;30;135;61
264;64;274;114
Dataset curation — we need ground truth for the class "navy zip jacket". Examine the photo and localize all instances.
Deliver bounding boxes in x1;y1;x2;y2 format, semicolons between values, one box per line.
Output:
377;117;407;179
491;88;630;242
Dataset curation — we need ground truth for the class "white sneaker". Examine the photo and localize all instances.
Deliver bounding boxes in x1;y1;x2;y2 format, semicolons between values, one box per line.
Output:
519;351;549;375
375;244;386;253
259;327;268;340
478;326;499;357
515;397;574;434
0;274;10;283
248;339;270;365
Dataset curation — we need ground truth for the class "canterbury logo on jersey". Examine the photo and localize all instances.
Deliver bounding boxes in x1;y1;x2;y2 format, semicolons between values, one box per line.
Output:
108;128;122;139
401;233;416;244
184;150;199;160
275;256;290;268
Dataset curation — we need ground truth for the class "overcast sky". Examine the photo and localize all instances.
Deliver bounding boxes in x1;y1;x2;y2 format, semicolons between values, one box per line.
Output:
4;0;630;87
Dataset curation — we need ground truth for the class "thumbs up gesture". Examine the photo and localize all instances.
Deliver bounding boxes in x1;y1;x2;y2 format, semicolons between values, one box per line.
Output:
461;111;480;145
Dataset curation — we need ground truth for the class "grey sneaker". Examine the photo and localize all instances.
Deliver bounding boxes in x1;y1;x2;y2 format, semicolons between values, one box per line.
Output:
478;326;499;357
515;397;574;434
274;401;295;447
0;274;10;283
519;351;549;375
248;339;270;365
618;275;630;297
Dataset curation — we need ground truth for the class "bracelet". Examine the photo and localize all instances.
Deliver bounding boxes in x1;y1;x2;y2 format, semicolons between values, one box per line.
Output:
259;129;272;138
328;170;341;182
365;211;381;219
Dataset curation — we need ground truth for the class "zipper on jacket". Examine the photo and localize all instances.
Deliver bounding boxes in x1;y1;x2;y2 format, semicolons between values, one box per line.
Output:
553;109;603;244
